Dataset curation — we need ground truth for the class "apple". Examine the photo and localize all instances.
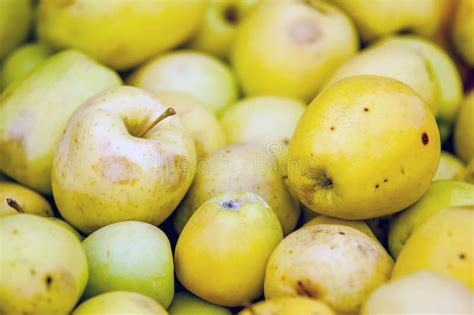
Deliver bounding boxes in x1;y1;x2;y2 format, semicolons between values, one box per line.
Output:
52;86;196;234
454;90;474;163
188;0;260;59
0;0;32;60
460;158;474;184
392;206;474;289
389;180;474;258
264;224;393;314
433;151;465;181
72;291;167;315
362;271;473;314
239;296;335;315
173;143;301;235
302;214;377;241
49;218;84;241
168;291;231;315
0;214;88;314
129;50;238;114
175;192;283;307
0;50;122;194
231;0;358;101
288;75;440;219
0;181;53;217
37;0;207;70
451;0;474;66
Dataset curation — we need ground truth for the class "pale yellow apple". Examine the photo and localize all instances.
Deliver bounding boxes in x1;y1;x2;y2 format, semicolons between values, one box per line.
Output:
38;0;206;70
0;181;53;217
231;0;358;101
239;296;335;315
433;151;465;181
0;214;88;314
452;0;474;66
0;50;122;194
362;271;474;314
157;92;226;158
168;291;231;315
264;224;393;313
392;206;474;289
129;50;238;114
52;86;196;234
288;75;440;219
175;192;283;307
173;143;301;235
0;0;32;60
303;215;377;241
454;90;474;163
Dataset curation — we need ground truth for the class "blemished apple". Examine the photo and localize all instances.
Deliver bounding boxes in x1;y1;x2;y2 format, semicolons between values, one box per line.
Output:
0;214;88;314
52;86;197;234
264;224;393;314
239;296;335;315
288;75;440;219
392;206;474;289
82;221;174;308
173;143;300;235
168;291;231;315
72;291;167;315
454;90;474;163
433;151;465;181
389;180;474;258
362;271;473;315
0;0;32;60
129;50;238;114
188;0;260;58
302;214;377;241
231;0;358;101
37;0;207;70
156;92;226;158
0;50;122;194
451;0;474;66
175;192;283;307
0;181;53;217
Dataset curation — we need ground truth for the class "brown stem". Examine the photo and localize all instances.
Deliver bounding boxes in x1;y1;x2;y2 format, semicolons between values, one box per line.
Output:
137;107;176;138
6;198;24;213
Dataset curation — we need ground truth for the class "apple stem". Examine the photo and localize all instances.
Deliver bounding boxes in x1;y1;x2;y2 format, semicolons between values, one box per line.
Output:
6;198;24;213
137;107;176;138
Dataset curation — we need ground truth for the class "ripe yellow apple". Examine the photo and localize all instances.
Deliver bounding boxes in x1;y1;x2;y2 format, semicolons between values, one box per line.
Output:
0;181;53;217
392;206;474;289
451;0;474;66
52;86;196;234
37;0;206;70
0;0;32;59
173;143;300;235
303;215;377;241
0;214;88;314
239;296;335;315
288;75;440;219
454;90;474;163
175;192;283;307
433;151;465;181
168;291;231;315
264;224;393;313
231;0;358;101
129;50;238;114
156;92;226;158
362;271;474;314
72;291;168;315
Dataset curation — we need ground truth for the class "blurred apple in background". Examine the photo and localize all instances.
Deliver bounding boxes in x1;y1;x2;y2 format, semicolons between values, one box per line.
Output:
0;0;32;60
451;0;474;66
433;151;465;181
454;90;474;163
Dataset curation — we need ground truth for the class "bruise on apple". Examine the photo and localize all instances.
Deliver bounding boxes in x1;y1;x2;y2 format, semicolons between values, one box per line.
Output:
93;156;140;185
287;18;321;45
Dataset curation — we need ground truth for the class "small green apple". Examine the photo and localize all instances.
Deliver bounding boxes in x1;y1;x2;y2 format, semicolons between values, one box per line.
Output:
454;90;474;163
0;181;53;217
451;0;474;66
0;0;32;60
433;151;464;181
168;291;231;315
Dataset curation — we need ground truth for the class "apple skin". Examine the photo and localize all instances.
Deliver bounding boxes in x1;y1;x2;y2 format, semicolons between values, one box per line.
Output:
129;50;238;114
239;296;335;315
303;214;377;241
433;151;465;181
72;291;167;315
392;206;474;290
82;221;174;308
388;180;474;258
231;0;358;102
37;0;207;70
454;90;474;163
0;0;32;60
0;181;53;217
362;271;473;315
0;214;88;314
168;291;231;315
451;0;474;66
51;86;197;235
288;75;440;220
175;192;283;307
0;50;122;194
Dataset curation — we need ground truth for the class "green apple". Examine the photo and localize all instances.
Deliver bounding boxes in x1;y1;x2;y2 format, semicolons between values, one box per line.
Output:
188;0;260;59
82;221;174;307
52;86;196;234
1;43;53;89
389;180;474;258
451;0;474;66
0;0;32;60
330;0;444;41
289;75;440;220
0;181;53;217
175;192;283;307
0;50;122;194
168;291;231;315
129;50;238;114
37;0;206;70
264;224;393;314
433;151;465;181
231;0;358;101
173;143;301;235
362;271;473;314
239;297;335;315
0;214;88;314
72;291;167;315
454;90;474;163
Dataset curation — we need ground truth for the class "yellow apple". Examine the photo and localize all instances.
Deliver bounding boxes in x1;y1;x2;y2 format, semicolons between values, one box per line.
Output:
0;181;53;217
454;90;474;163
168;291;231;315
239;296;335;315
433;151;465;181
0;0;32;60
451;0;474;66
302;214;377;241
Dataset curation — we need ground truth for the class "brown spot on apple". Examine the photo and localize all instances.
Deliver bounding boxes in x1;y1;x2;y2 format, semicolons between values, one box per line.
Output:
295;279;320;298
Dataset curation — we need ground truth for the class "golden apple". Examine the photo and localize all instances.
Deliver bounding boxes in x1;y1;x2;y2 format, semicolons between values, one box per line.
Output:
0;181;53;217
239;296;335;315
303;214;377;241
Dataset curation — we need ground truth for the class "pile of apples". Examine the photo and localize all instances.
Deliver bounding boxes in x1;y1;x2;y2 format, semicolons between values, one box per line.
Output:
1;0;473;314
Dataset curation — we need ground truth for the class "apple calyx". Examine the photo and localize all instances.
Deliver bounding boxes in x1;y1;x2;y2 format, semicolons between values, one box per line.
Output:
137;107;176;138
6;198;24;213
